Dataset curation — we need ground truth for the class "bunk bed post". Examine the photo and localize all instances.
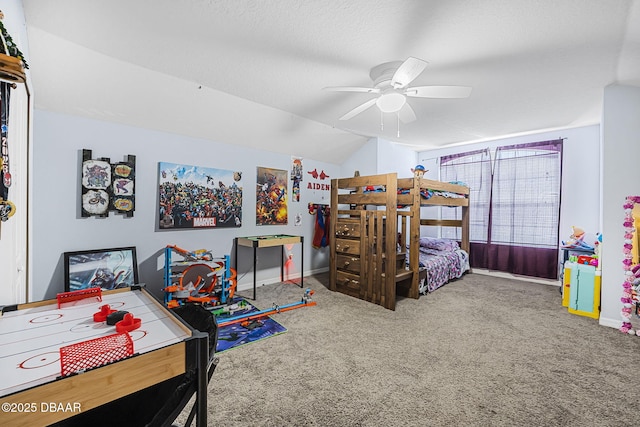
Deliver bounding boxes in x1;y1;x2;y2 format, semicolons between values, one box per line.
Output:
383;173;398;310
361;210;371;302
329;178;338;291
461;204;470;254
408;175;421;299
399;215;407;250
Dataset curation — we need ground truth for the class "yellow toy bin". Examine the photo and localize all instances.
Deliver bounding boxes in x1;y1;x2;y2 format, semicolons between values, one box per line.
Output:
562;262;601;319
562;264;571;307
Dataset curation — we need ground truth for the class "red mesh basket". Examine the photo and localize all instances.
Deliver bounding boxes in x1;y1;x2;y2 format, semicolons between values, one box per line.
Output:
57;287;102;308
60;332;133;377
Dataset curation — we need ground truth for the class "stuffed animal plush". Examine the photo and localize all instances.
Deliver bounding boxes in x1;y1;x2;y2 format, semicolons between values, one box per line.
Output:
562;226;594;250
570;226;585;241
411;164;427;179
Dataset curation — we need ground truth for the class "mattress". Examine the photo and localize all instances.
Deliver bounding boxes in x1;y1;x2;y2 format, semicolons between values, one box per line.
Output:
410;237;469;294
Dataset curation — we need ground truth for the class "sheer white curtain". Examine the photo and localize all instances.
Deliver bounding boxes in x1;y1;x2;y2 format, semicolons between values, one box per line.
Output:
440;148;492;266
491;144;562;248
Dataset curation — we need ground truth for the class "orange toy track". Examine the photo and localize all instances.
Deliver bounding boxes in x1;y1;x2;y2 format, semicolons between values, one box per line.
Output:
164;247;236;307
184;267;237;303
166;244;213;261
217;290;315;328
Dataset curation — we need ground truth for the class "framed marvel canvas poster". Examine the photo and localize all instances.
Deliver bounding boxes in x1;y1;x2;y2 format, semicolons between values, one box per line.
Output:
256;166;288;225
158;162;243;229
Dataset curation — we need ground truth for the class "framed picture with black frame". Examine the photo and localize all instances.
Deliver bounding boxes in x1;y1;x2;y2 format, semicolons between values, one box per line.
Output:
63;246;139;292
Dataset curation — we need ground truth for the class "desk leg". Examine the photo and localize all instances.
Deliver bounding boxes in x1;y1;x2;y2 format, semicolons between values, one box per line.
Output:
253;247;257;300
281;246;285;283
234;238;238;278
300;236;304;288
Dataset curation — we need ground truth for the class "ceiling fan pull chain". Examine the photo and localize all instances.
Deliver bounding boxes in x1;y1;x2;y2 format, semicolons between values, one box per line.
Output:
397;112;400;138
380;111;384;131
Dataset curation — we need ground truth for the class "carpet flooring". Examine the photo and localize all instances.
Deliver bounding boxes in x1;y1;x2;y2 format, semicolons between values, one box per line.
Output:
176;272;639;426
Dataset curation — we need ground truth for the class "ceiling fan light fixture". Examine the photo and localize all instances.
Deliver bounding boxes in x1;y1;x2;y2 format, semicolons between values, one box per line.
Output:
376;92;406;113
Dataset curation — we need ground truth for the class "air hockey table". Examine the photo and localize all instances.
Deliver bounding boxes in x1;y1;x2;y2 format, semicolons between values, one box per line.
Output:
0;286;212;427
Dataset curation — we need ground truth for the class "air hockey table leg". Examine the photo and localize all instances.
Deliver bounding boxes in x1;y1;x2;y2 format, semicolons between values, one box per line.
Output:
196;330;209;426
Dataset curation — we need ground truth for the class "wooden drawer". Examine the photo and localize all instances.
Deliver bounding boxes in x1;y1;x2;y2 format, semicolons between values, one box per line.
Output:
336;254;361;273
336;270;361;291
335;220;361;238
335;238;360;255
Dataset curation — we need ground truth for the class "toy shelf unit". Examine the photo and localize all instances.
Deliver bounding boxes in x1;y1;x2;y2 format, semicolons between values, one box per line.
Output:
559;247;596;282
163;245;236;309
562;261;601;319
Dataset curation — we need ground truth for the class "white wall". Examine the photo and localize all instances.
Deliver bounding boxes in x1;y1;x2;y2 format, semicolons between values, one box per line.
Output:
340;137;420;179
600;84;640;329
30;110;338;301
375;138;418;178
339;138;378;178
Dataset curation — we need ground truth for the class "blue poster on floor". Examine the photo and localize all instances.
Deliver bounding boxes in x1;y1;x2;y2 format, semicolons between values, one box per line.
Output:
213;299;287;352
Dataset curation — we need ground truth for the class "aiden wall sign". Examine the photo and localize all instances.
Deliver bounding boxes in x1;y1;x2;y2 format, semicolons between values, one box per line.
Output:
306;168;330;191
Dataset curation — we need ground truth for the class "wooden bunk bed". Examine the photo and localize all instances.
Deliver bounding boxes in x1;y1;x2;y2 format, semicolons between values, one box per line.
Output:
329;172;470;310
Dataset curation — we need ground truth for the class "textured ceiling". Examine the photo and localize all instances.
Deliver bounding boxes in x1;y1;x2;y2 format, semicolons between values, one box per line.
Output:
21;0;640;164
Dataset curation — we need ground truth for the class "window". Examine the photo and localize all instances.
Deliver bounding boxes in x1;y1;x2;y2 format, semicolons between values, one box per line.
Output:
491;146;561;248
439;139;562;279
440;148;491;243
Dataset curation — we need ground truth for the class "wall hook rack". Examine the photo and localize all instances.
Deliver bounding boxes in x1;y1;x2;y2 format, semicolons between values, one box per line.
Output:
308;203;329;215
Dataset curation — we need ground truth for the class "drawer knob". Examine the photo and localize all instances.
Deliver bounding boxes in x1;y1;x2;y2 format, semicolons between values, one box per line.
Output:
344;261;350;267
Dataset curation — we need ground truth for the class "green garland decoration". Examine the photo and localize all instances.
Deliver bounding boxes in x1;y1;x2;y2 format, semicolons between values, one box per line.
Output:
0;19;29;69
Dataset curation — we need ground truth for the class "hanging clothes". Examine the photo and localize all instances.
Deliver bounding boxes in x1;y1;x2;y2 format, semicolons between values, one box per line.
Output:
0;82;10;202
312;206;330;248
323;208;330;247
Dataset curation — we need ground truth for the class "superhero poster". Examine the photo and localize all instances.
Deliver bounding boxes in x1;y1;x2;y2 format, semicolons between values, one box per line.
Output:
158;162;242;229
256;166;288;225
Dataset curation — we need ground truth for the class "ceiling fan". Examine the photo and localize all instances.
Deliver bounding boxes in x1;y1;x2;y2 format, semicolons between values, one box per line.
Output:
324;57;472;124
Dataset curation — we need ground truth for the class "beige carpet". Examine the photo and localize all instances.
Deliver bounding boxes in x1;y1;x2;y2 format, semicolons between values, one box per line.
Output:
176;272;638;426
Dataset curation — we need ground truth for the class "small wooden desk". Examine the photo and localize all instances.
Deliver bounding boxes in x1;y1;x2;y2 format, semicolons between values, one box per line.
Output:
235;235;304;300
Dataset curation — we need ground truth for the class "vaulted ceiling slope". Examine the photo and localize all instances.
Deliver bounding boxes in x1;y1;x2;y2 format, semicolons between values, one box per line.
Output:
22;0;640;164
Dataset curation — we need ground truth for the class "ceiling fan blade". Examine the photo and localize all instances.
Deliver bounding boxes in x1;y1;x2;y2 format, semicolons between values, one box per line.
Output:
323;86;380;93
405;85;472;98
398;103;416;123
391;57;428;89
339;98;378;121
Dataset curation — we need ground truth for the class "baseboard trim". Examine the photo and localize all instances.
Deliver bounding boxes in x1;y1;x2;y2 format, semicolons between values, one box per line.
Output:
599;316;622;330
471;268;560;286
